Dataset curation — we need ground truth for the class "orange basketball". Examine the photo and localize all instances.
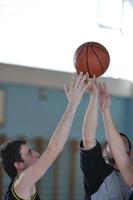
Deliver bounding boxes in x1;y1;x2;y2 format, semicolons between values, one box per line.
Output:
73;42;110;77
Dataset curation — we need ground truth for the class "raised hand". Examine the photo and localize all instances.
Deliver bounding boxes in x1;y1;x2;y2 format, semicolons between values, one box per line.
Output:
64;72;89;107
98;82;111;112
86;75;99;97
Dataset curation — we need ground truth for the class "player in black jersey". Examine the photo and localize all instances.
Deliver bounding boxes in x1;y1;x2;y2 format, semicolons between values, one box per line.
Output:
99;82;133;200
0;72;89;200
80;77;132;200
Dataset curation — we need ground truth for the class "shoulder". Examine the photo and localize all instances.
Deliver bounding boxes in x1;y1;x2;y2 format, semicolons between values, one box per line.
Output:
80;140;101;154
80;140;104;165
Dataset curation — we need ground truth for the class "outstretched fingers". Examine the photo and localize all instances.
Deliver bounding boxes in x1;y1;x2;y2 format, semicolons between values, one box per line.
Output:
78;73;91;94
64;84;69;99
99;82;105;94
74;72;84;88
70;73;76;89
78;73;87;88
82;80;91;94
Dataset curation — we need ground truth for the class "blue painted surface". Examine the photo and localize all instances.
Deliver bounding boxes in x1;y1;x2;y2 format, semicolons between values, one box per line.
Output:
0;83;132;143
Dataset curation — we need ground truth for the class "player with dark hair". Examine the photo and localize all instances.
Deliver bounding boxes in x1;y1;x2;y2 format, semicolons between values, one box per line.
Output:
0;139;26;179
80;77;131;200
99;82;133;200
0;72;89;200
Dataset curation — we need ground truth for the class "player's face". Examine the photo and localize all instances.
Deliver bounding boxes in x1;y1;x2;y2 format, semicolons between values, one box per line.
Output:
102;135;131;167
20;144;40;168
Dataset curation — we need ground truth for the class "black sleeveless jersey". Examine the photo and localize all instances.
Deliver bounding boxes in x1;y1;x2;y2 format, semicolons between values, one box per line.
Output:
3;181;40;200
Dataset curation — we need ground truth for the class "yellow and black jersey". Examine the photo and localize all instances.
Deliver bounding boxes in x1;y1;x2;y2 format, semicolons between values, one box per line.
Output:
3;181;40;200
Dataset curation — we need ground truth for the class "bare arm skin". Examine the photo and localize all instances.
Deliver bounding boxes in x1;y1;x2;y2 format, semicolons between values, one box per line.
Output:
15;72;89;196
82;76;99;149
99;83;133;187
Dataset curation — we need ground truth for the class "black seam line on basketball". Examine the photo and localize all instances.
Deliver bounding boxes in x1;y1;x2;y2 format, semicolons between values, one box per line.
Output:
92;47;104;73
93;44;110;57
86;44;91;76
76;45;84;71
85;42;92;47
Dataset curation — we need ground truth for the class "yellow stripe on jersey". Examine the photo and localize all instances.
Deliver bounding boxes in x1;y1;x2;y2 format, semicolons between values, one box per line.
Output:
11;182;37;200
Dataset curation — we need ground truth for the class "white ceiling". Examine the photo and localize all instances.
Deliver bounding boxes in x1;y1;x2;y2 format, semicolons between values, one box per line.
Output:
0;0;133;81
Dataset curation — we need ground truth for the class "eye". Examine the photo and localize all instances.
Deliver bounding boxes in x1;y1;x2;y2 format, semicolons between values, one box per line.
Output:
28;148;32;154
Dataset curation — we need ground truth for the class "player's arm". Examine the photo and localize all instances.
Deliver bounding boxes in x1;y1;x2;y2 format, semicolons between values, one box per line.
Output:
80;79;113;194
99;83;133;187
16;72;89;187
82;76;99;149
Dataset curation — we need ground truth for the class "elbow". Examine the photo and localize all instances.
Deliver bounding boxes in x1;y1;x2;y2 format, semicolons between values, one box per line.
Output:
82;138;96;149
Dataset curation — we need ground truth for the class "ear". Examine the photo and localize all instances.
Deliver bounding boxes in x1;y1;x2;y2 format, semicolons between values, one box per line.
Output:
102;148;107;157
14;162;25;172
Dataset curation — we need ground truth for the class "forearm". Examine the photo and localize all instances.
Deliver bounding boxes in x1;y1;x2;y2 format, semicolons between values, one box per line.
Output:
24;103;78;184
82;96;98;149
48;102;78;151
17;102;78;189
18;72;88;186
103;108;133;186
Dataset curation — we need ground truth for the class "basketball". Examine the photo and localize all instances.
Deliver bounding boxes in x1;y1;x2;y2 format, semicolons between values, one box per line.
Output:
73;42;110;77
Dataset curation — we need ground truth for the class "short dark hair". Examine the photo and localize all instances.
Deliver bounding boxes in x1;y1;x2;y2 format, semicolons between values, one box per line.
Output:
0;139;26;179
102;132;132;152
119;132;132;151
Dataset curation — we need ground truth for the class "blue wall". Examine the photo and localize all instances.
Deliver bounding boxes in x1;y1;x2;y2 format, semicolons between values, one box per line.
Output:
0;82;132;143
